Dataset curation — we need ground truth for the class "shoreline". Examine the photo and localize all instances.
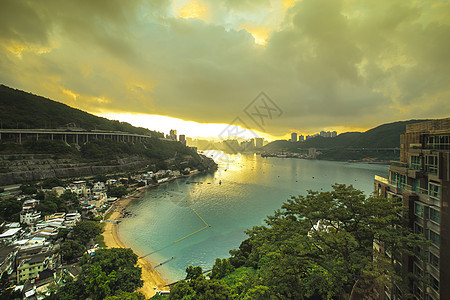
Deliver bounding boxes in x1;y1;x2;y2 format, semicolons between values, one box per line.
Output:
102;186;169;298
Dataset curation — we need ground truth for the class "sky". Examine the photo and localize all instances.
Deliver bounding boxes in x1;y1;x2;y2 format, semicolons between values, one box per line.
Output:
1;0;449;140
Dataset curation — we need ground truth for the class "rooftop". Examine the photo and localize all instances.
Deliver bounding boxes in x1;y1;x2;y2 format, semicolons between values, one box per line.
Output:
0;227;21;238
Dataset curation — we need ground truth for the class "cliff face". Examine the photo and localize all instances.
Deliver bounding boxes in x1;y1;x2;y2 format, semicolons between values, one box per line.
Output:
0;154;148;185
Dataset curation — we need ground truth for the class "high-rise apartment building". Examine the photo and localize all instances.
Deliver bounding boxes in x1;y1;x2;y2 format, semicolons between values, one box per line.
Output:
374;118;450;299
169;129;177;141
179;134;186;145
255;138;264;148
291;132;297;142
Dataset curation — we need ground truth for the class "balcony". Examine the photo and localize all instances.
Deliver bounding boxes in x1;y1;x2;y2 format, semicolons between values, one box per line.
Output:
391;161;408;167
375;175;389;185
375;175;429;197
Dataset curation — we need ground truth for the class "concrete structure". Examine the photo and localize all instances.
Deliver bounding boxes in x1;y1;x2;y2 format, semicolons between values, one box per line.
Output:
0;245;18;278
319;130;338;138
0;228;22;243
20;209;41;225
0;129;155;145
255;138;264;148
51;186;66;196
290;132;297;142
45;212;66;222
16;251;56;283
374;118;450;299
299;134;305;142
64;212;81;227
167;129;177;141
22;199;39;210
240;139;254;151
179;134;186;145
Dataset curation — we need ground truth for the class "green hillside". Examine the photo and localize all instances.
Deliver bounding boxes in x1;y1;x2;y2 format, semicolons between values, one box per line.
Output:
0;84;163;137
0;85;217;184
264;120;429;152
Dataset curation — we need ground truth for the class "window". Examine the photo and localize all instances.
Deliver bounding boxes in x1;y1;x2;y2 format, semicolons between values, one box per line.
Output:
429;208;440;224
390;172;406;188
414;223;423;234
429;183;440;199
425;156;438;175
414;202;423;217
429;252;439;270
430;275;439;292
429;230;440;247
413;263;423;276
410;155;422;170
427;135;450;150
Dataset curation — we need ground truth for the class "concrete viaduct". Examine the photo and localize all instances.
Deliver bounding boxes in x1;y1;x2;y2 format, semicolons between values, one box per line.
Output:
0;129;156;145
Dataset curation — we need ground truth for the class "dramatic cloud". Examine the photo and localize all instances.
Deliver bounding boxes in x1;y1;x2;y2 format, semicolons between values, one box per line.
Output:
0;0;449;136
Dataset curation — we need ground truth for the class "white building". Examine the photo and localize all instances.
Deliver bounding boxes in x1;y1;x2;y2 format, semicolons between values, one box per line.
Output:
64;212;81;228
51;186;66;196
20;210;41;225
0;228;22;244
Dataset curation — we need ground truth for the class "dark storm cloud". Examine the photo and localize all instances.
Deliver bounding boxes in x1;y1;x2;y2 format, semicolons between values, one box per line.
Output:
0;0;449;135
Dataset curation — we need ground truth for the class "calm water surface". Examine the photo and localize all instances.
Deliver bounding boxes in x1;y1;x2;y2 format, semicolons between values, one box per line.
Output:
118;154;388;282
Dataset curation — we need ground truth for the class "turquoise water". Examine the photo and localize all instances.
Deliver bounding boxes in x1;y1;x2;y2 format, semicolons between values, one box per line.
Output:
118;154;388;282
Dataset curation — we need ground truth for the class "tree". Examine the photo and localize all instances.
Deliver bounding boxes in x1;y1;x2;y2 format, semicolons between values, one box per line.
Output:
104;291;145;300
60;240;85;262
41;177;64;189
36;191;67;216
172;185;424;299
82;248;143;294
57;228;70;241
107;186;128;198
169;281;196;299
20;183;37;195
85;265;114;300
185;265;203;281
56;248;143;299
60;190;79;210
170;266;232;300
210;258;234;280
231;184;425;299
0;197;22;222
72;221;102;246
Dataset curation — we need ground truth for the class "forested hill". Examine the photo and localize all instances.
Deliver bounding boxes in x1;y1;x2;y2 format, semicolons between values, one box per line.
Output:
263;119;429;153
0;84;163;137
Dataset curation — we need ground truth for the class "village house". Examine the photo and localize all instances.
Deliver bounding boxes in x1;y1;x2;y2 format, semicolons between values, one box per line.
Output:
20;209;41;225
0;245;18;279
51;186;66;196
0;227;23;244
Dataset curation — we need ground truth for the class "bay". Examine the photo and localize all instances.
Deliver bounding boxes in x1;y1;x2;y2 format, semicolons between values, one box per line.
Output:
118;153;388;282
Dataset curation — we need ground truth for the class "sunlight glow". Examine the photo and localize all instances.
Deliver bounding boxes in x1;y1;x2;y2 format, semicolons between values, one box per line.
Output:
97;112;277;141
176;0;207;20
243;26;270;45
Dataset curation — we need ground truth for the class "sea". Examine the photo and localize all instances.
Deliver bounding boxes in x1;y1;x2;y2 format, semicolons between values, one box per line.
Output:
118;153;389;283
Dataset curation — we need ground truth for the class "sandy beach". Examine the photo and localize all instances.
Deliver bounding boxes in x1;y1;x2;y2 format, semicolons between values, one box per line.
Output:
102;188;169;298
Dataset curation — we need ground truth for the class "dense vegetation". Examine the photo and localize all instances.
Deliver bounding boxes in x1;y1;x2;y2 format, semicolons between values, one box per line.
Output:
0;84;162;137
263;120;429;156
57;221;103;262
167;185;424;299
53;248;144;300
0;135;197;160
